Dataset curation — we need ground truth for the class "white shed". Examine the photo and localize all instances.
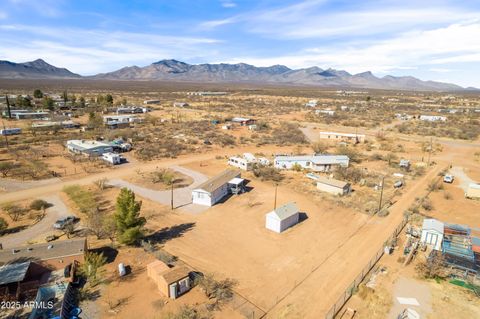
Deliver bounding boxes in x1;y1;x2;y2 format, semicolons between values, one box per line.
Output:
316;176;351;196
191;169;241;206
265;202;300;233
420;218;444;251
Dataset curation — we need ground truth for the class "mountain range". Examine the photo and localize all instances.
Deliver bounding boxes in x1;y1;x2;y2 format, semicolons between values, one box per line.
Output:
0;58;469;91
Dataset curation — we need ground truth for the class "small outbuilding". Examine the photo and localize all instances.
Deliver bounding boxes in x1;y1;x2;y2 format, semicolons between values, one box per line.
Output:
420;218;444;251
465;183;480;199
265;202;300;233
147;260;191;299
191;169;241;206
316;176;351;196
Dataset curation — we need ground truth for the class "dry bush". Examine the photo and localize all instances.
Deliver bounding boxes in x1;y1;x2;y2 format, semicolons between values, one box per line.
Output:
421;197;433;211
443;191;452;200
252;166;284;182
416;253;448;279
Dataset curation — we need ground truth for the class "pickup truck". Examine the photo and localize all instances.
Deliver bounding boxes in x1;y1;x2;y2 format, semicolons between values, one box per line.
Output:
443;174;454;183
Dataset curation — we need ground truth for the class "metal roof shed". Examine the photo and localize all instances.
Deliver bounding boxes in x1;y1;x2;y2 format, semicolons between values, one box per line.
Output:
265;202;300;233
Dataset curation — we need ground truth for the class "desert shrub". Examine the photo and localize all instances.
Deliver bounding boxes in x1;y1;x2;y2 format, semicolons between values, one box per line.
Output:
196;273;237;302
311;141;328;154
336;145;362;163
415;253;448;279
252;166;284;182
291;163;303;172
2;203;26;221
29;199;50;211
443;191;452;200
334;166;364;183
150;169;175;185
270;122;307;145
421;198;433;211
428;180;443;192
0;217;8;231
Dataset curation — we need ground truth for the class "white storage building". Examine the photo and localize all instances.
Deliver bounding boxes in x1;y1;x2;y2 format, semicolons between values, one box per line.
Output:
265;202;300;233
420;218;444;251
316;176;351;196
191;169;242;206
274;155;349;172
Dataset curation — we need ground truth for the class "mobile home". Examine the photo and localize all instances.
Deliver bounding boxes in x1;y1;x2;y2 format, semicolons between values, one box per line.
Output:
191;169;242;206
274;155;349;172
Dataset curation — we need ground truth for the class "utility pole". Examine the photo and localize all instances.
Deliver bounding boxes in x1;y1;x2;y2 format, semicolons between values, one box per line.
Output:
5;95;11;119
273;183;278;210
427;137;433;166
378;176;385;214
171;182;174;210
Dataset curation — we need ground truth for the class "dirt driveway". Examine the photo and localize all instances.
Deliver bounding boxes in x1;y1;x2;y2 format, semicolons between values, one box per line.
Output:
0;194;72;248
450;166;477;193
107;165;209;214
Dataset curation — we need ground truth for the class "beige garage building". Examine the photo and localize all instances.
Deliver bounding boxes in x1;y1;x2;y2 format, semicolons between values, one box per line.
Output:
147;260;192;299
316;176;351;196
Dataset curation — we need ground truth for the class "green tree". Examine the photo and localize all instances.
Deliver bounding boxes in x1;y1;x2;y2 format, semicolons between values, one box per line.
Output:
80;252;107;286
87;112;103;130
16;96;31;107
30;199;50;211
0;217;8;232
105;94;114;105
43;97;54;110
114;188;145;245
33;89;43;98
78;96;86;107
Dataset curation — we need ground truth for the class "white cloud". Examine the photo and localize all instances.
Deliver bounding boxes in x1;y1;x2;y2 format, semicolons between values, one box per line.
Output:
221;1;237;8
222;20;480;77
0;24;220;74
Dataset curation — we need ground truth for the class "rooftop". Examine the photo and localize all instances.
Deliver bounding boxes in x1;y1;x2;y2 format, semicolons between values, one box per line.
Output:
422;218;444;234
320;131;366;137
316;176;350;188
0;261;30;285
268;202;299;221
67;139;111;150
194;169;241;193
0;238;86;265
275;155;349;164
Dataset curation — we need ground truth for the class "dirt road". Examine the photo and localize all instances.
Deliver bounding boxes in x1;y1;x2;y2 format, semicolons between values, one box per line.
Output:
107;165;209;214
0;194;72;248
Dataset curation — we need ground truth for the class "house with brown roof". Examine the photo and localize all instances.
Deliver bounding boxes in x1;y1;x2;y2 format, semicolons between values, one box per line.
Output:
0;238;87;270
191;169;242;206
316;176;351;196
147;260;192;299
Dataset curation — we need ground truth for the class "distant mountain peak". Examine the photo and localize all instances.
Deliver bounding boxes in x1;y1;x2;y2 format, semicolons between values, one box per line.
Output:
0;58;80;79
0;58;466;91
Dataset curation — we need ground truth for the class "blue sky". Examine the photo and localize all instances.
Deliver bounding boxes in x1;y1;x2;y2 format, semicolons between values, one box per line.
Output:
1;0;480;87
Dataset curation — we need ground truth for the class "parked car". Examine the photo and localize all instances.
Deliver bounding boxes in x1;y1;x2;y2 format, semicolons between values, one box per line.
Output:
53;216;77;229
443;174;454;183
